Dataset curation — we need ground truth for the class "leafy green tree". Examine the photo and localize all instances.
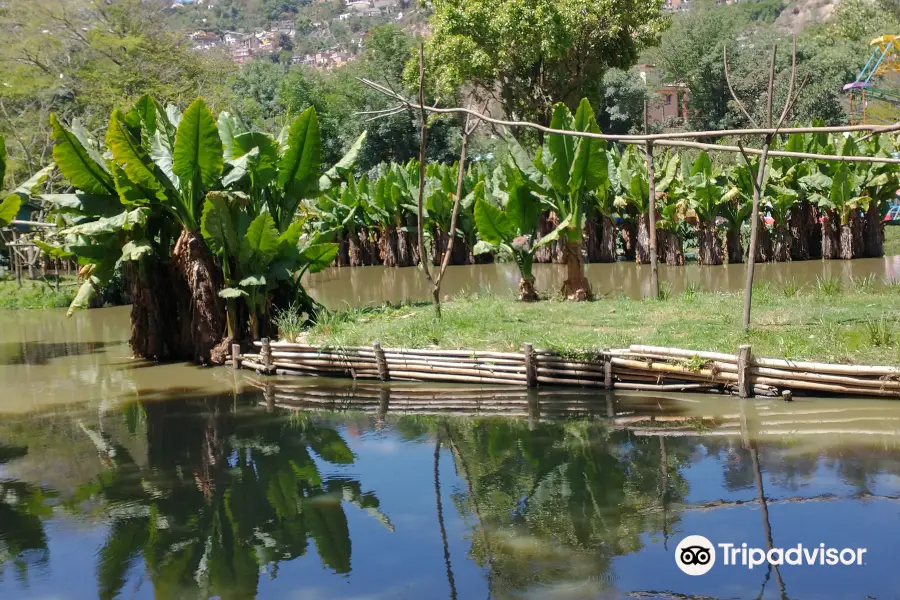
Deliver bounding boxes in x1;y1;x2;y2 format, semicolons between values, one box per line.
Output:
424;0;668;126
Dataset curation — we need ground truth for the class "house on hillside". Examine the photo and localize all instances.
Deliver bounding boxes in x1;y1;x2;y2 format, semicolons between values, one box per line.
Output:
638;64;690;125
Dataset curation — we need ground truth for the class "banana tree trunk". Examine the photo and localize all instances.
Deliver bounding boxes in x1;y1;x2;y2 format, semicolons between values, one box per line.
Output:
754;216;773;263
518;277;539;301
622;207;638;261
348;232;362;266
697;222;723;266
725;227;743;264
839;210;865;260
534;213;553;263
129;258;182;362
636;213;652;264
561;240;590;301
585;210;602;263
772;223;789;262
337;235;350;266
380;227;399;267
364;230;381;265
396;225;411;266
657;229;684;266
599;215;617;263
450;233;469;265
864;200;885;258
788;202;813;261
821;209;841;259
409;230;421;265
172;229;228;365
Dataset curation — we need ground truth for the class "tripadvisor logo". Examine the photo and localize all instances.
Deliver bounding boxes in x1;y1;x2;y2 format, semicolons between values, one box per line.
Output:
675;535;867;576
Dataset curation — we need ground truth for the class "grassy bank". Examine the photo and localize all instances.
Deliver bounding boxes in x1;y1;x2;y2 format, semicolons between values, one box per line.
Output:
305;277;900;366
0;278;77;310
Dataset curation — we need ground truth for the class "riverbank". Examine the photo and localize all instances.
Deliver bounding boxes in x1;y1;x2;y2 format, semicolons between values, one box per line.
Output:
0;277;76;309
305;278;900;366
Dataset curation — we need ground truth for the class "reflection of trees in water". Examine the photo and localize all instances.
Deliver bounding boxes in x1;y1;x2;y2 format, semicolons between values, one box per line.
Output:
80;396;392;600
398;417;694;596
0;443;52;583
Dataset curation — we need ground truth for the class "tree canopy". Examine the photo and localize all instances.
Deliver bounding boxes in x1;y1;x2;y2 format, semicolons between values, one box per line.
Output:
424;0;669;124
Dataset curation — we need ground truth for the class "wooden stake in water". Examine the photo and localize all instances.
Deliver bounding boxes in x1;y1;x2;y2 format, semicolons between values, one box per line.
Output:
737;344;752;398
523;343;537;388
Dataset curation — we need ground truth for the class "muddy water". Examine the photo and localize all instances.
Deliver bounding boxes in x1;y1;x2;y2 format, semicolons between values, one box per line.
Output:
305;256;900;307
3;307;900;598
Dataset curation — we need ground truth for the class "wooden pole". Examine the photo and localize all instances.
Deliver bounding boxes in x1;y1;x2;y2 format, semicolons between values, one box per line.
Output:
737;344;752;398
604;356;614;390
644;101;660;299
231;343;241;370
523;343;537;388
373;340;389;381
261;337;273;374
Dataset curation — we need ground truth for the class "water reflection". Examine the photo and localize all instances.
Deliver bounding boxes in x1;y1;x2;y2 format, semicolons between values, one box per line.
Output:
305;256;900;306
2;383;900;598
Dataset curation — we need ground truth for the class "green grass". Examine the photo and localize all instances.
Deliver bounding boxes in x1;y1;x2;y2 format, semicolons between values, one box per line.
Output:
306;283;900;366
885;225;900;257
0;277;77;310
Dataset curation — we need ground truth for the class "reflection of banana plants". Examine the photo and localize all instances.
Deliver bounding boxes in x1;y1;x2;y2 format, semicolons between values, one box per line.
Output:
84;400;392;600
474;163;561;301
0;444;53;583
433;418;690;595
507;99;608;300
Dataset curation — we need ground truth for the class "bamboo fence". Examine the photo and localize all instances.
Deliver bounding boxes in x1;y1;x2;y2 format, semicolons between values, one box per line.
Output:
228;340;900;399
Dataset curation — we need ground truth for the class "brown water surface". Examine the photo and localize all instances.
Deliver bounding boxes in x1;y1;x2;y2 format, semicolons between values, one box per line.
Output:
305;256;900;307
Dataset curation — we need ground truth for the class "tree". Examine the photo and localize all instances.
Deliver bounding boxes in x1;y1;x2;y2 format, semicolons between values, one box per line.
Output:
424;0;668;125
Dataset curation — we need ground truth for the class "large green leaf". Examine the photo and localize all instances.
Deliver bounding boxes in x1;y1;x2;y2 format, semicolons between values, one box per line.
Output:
239;213;279;269
217;111;240;158
173;98;223;190
505;179;540;234
278;107;322;198
0;194;22;227
41;193;122;217
34;239;75;260
50;114;116;196
106;110;168;202
201;193;240;257
544;103;576;192
319;131;366;191
474;197;514;245
119;239;154;262
569;99;608;197
61;208;147;235
300;243;339;273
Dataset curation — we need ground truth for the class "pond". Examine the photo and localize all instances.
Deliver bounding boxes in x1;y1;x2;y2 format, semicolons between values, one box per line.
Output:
1;308;900;599
305;256;900;307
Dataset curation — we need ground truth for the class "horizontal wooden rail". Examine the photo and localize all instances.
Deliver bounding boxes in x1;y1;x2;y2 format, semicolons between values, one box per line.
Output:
225;340;900;400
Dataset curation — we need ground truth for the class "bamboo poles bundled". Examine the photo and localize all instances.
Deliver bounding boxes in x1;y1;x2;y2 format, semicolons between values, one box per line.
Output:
229;339;900;399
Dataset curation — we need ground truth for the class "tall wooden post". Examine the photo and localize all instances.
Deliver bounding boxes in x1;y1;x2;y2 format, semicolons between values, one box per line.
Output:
644;101;660;299
373;340;389;381
231;343;241;370
737;344;752;398
261;337;273;374
523;343;537;388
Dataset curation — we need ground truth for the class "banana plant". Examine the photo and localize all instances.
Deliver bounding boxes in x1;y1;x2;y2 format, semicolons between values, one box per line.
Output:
655;153;685;266
506;99;608;300
474;162;562;301
221;107;366;233
617;146;680;264
686;152;735;266
201;195;336;339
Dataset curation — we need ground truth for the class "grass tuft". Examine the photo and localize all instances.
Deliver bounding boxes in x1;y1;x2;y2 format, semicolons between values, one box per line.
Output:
815;275;842;296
